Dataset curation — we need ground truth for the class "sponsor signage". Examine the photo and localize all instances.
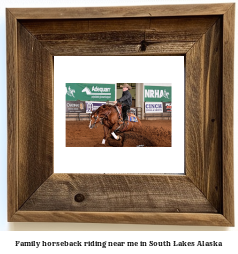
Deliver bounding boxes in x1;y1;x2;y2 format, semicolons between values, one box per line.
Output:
145;102;163;113
66;101;86;113
66;83;116;101
144;85;172;102
85;101;106;113
163;102;172;113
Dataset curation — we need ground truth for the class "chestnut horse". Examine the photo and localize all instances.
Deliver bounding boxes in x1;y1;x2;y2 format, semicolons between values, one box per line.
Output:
89;104;141;144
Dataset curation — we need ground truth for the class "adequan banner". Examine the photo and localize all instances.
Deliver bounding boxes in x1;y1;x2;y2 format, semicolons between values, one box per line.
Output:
66;83;116;101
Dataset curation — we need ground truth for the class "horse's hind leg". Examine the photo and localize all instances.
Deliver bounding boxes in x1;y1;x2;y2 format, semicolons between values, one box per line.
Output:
111;123;121;140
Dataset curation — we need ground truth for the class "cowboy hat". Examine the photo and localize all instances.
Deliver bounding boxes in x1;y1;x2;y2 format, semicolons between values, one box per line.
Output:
120;83;132;90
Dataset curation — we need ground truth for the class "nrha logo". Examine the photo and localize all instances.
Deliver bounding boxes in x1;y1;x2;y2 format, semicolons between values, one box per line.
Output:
145;89;170;99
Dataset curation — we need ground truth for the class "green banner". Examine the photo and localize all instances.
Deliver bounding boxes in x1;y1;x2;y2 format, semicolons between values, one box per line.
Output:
66;83;116;101
144;85;172;102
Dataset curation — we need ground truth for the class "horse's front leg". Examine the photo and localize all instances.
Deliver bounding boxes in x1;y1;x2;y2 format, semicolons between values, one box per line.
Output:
102;125;109;144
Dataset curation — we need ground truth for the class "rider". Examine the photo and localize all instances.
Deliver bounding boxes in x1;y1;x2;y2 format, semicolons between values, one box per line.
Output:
114;83;132;122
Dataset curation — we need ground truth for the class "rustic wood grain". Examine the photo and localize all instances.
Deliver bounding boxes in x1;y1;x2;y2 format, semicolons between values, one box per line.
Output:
17;23;54;208
186;18;223;212
8;4;233;19
19;17;218;56
20;16;218;34
20;174;217;213
222;3;235;226
20;18;149;34
11;211;232;226
38;41;193;56
6;4;234;225
6;9;18;221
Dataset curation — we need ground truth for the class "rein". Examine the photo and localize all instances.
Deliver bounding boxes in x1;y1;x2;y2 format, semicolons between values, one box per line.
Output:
115;105;122;119
90;109;112;128
100;111;111;124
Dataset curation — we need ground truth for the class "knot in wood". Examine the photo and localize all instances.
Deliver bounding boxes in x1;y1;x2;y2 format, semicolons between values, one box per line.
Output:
140;40;148;52
74;193;85;202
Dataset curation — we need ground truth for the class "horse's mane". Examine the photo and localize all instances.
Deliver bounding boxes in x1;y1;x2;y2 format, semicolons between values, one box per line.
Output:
92;104;116;116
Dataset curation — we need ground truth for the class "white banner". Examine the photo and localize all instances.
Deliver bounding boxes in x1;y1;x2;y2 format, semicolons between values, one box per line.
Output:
85;101;106;113
145;102;163;113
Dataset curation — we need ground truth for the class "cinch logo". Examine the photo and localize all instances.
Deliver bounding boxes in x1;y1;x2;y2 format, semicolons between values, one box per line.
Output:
146;104;162;108
82;86;111;95
145;89;170;99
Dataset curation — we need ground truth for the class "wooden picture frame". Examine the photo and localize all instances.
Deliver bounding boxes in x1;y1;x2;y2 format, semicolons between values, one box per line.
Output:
7;3;234;225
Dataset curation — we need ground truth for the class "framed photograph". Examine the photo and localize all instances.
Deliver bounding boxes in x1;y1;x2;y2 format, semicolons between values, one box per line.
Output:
7;3;234;225
55;56;184;174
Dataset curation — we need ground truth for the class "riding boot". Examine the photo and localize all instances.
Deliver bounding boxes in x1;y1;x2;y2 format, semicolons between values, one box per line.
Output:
123;116;129;122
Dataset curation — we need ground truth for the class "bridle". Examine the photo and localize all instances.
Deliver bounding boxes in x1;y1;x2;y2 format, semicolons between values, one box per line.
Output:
89;114;100;129
89;110;112;129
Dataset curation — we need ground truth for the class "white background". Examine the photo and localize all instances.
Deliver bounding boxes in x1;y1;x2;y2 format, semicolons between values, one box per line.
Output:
54;56;184;174
0;0;237;251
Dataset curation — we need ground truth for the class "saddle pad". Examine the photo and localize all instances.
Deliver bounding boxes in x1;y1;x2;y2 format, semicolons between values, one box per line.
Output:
128;115;138;122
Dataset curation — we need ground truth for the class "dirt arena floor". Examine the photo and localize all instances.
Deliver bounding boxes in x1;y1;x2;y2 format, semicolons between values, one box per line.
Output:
66;120;171;147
